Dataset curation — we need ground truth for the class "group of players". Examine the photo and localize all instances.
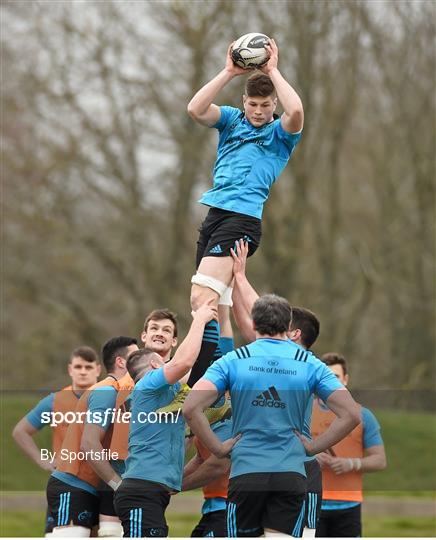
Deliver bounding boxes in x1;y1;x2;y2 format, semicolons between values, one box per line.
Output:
13;39;386;537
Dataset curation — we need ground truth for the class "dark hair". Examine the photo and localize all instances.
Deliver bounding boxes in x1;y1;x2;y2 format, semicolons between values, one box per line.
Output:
245;72;276;98
290;307;320;349
143;309;178;338
126;348;156;382
69;346;99;364
101;336;137;373
321;352;348;375
251;294;292;336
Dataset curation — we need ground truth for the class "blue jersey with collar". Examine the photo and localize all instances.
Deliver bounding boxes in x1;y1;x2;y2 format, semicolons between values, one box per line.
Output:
202;339;342;478
123;367;183;491
199;106;302;219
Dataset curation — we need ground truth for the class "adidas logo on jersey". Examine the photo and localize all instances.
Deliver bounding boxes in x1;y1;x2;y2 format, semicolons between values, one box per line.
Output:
251;386;285;409
209;244;223;254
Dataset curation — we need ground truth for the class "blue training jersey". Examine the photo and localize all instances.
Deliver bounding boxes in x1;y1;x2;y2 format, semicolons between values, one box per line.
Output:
26;393;55;429
203;339;343;478
199;106;302;219
123;367;183;491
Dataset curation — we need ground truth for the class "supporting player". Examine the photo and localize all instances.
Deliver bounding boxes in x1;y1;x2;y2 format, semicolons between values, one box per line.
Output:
187;38;304;379
182;305;235;537
184;294;361;537
46;337;138;538
12;346;100;535
230;239;324;537
113;303;239;537
312;353;387;538
99;310;180;534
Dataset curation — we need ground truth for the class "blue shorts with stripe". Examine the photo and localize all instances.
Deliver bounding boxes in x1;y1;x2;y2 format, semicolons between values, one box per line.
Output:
227;472;306;537
46;476;98;530
114;478;170;537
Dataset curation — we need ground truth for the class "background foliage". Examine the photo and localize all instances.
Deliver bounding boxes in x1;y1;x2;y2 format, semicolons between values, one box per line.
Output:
2;1;435;400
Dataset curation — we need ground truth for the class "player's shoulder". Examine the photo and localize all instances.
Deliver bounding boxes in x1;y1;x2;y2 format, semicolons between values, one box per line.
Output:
232;344;252;359
361;406;379;425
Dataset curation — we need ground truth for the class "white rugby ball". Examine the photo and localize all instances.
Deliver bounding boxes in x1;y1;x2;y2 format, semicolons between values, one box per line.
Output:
231;33;270;69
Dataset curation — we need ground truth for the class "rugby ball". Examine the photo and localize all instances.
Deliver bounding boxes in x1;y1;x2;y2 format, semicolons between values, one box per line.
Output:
231;33;270;69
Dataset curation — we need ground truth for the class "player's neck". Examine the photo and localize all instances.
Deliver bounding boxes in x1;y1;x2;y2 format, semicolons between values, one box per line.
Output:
256;332;288;341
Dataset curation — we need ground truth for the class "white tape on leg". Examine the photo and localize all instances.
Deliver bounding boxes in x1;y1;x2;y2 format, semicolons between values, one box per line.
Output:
51;526;90;537
98;521;123;537
218;286;233;306
191;273;228;296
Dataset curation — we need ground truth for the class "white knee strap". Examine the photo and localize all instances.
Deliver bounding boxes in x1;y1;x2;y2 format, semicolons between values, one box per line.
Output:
302;527;316;537
51;526;90;537
264;530;290;537
98;521;123;537
218;286;233;307
191;273;228;297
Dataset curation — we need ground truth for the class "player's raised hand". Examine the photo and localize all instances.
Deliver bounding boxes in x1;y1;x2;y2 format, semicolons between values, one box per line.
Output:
260;38;279;75
192;299;218;324
230;239;249;278
225;43;250;77
215;433;242;458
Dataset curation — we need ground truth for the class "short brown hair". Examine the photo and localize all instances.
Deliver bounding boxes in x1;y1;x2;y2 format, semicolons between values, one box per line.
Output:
126;347;156;381
70;346;99;364
290;307;320;349
245;72;276;98
321;352;348;375
252;294;292;336
143;309;178;338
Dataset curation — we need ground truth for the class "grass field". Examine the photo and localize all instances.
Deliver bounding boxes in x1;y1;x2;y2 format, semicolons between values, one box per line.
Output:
1;394;435;536
1;510;435;537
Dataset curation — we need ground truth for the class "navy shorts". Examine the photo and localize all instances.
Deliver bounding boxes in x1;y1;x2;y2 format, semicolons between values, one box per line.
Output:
191;509;227;537
46;476;99;530
114;478;171;537
304;459;322;530
196;208;262;268
226;472;306;537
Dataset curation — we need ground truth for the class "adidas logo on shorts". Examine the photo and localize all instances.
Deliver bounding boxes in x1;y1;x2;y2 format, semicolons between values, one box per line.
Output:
251;386;285;409
209;244;223;254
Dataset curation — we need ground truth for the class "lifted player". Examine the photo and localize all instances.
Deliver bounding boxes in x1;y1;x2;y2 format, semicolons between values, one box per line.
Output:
187;38;303;361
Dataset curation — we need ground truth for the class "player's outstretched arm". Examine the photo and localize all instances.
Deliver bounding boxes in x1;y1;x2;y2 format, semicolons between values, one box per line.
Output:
187;43;247;127
164;303;217;385
12;417;55;472
260;39;304;134
231;240;259;342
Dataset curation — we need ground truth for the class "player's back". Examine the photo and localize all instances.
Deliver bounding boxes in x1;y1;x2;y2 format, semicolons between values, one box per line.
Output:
204;339;325;478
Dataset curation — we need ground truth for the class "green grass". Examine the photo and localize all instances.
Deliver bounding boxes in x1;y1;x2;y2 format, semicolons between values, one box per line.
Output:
0;510;435;537
363;409;436;493
2;395;435;493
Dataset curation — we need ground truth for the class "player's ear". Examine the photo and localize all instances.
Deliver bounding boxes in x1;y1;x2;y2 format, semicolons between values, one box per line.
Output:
171;336;178;348
343;374;349;386
140;330;147;344
95;363;102;377
116;356;126;370
242;94;247;106
272;96;278;110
